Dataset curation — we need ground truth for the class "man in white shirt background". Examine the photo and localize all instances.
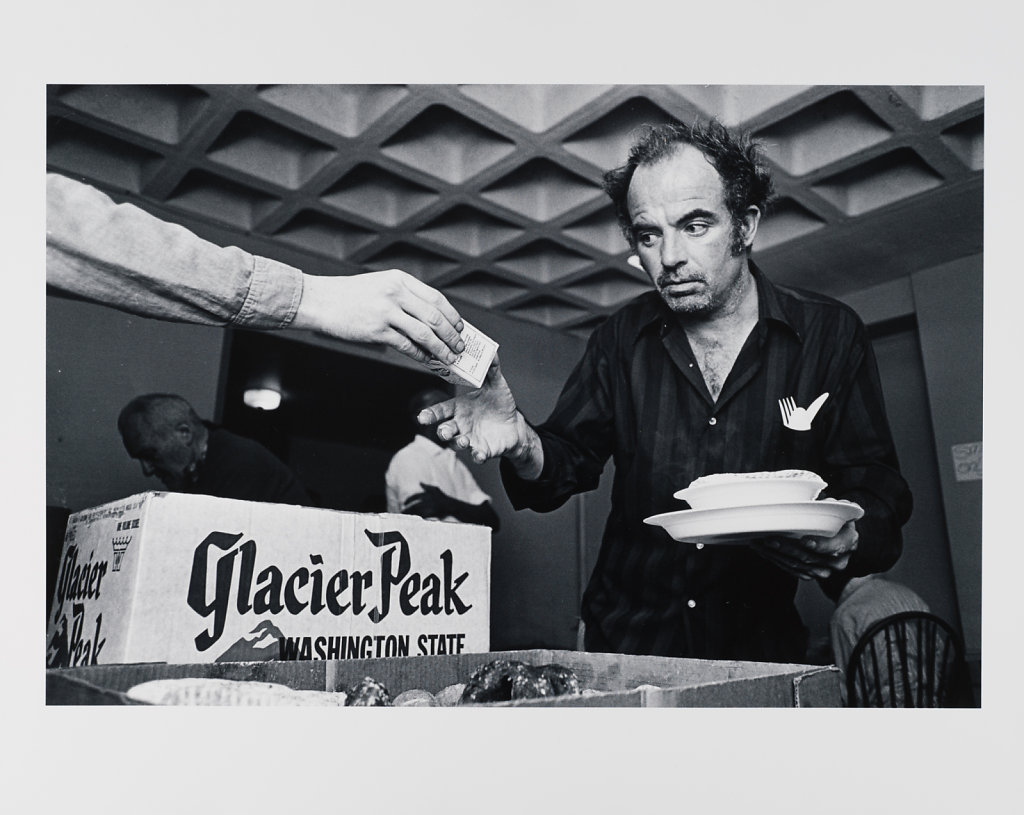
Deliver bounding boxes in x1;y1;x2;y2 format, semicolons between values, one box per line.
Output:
386;388;500;531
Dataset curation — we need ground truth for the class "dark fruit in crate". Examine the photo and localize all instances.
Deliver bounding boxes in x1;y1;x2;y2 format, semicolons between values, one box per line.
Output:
344;676;393;706
510;667;557;699
538;663;581;696
459;659;530;703
459;659;582;704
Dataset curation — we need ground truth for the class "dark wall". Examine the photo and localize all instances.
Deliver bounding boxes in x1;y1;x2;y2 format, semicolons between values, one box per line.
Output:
912;257;983;661
870;324;962;627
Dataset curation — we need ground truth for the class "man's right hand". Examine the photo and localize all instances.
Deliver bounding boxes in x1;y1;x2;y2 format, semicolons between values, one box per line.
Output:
416;357;544;478
292;268;466;365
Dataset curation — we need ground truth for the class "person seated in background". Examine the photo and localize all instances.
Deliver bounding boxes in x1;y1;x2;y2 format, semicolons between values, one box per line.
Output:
117;393;312;506
385;388;500;531
827;573;931;702
828;573;931;672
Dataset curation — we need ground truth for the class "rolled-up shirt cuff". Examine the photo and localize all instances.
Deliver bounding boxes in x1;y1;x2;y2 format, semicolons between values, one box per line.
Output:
233;255;304;329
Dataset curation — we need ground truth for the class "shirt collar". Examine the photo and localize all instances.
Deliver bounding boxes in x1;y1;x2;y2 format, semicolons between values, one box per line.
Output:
750;260;803;343
638;259;803;343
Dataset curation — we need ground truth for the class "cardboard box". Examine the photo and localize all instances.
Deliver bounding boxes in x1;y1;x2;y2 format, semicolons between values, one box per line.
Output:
46;649;841;707
45;492;491;667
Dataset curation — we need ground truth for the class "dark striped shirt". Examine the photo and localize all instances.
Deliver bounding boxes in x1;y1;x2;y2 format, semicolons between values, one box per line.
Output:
501;263;912;662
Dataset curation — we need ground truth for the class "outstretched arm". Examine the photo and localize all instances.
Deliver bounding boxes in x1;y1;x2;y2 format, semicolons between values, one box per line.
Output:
46;173;466;366
416;357;545;479
289;269;465;365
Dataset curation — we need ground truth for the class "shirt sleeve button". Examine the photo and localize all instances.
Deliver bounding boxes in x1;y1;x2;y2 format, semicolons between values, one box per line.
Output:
708;417;717;426
687;599;697;609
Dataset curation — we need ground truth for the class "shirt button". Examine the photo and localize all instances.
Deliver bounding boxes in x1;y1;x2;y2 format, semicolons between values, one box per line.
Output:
695;543;704;550
708;417;717;426
687;599;697;609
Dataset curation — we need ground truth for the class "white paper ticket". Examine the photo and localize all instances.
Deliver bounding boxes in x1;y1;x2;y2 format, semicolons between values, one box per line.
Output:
422;319;498;388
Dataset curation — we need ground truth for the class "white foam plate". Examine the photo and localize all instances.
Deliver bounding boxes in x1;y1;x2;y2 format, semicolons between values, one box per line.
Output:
643;500;864;545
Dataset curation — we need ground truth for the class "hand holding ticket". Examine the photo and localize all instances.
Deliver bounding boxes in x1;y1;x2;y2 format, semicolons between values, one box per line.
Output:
416;346;545;476
422;320;499;389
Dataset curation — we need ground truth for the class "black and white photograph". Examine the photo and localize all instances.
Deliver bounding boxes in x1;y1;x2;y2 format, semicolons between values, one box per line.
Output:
43;81;983;700
7;2;1021;812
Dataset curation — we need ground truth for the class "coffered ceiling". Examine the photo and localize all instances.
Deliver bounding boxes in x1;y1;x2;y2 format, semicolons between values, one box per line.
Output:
46;84;984;340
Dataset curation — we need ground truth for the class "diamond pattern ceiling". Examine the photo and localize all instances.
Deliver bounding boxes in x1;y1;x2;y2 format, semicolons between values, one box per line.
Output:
46;84;984;338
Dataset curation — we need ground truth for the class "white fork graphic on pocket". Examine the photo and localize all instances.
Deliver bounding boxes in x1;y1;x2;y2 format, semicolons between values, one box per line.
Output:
779;392;829;431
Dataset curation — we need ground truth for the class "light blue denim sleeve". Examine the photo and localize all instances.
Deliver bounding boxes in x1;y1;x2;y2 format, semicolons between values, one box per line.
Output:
45;173;304;329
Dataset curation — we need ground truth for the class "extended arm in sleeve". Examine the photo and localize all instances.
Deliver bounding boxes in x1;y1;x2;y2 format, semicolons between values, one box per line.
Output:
46;173;303;329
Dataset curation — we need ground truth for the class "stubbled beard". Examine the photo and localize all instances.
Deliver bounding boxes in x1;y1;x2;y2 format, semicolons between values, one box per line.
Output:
656;263;749;317
660;288;714;315
655;275;715;315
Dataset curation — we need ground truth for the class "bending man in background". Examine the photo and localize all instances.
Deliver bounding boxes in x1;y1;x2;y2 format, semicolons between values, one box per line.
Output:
46;173;467;366
118;393;311;506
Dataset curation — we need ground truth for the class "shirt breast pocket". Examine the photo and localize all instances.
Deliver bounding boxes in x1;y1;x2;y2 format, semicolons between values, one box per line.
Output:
770;394;830;471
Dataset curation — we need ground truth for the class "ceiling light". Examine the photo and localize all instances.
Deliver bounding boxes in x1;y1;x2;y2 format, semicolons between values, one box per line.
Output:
243;388;282;411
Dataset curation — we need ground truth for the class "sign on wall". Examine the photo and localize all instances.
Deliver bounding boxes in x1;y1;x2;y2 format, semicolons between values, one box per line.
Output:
951;441;982;482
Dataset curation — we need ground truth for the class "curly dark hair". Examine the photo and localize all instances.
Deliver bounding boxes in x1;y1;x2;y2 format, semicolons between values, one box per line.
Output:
602;118;775;255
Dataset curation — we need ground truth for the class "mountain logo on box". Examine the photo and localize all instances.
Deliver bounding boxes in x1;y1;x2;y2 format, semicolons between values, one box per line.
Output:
46;617;69;668
214;620;284;662
186;527;473;653
46;602;106;668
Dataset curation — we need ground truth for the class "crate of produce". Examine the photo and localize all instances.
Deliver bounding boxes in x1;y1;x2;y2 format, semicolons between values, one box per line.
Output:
46;649;840;707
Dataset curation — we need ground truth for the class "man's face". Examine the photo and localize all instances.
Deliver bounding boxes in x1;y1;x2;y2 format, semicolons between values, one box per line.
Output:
627;145;759;318
121;417;196;490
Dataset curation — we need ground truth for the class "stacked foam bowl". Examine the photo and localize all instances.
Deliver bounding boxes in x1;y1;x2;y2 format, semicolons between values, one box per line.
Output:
672;469;827;510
